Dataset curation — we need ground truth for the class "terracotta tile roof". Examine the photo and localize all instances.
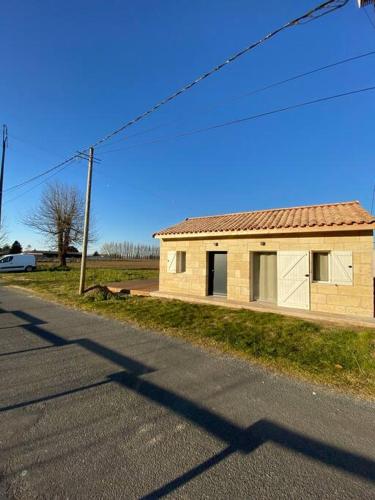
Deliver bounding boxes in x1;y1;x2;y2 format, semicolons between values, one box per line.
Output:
154;201;375;237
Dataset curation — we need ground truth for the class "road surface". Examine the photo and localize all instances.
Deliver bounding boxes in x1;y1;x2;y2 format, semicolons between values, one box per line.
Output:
0;286;374;499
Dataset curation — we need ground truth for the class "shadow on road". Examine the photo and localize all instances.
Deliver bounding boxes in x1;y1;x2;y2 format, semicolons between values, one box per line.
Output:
1;303;375;497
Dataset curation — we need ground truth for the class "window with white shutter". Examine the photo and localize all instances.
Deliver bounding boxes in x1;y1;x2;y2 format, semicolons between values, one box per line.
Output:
330;251;353;285
167;251;186;273
167;251;177;273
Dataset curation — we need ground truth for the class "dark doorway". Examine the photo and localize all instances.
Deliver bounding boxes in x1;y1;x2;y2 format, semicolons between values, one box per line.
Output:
208;252;227;296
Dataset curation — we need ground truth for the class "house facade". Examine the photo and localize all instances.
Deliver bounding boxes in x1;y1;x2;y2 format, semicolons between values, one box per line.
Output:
154;201;375;318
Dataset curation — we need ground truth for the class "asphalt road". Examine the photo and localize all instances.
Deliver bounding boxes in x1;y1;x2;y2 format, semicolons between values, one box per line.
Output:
0;286;374;499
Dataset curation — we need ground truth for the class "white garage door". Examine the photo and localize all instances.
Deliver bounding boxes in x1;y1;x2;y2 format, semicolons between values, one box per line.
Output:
277;251;310;310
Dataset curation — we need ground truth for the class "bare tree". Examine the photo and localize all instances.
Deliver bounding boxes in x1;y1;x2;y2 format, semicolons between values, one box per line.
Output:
25;183;89;267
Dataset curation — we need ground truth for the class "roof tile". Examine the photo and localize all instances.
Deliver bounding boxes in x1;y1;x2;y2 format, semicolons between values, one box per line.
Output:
154;201;375;236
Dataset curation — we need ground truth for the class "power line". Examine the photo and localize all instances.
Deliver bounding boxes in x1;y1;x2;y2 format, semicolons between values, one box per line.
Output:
6;77;373;199
100;84;375;154
90;0;349;149
9;83;372;204
5;154;78;193
4;157;83;204
4;0;350;195
97;49;375;152
210;50;375;109
4;147;104;194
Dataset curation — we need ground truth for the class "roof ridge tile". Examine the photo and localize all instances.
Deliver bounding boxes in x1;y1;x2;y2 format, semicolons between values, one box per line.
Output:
186;200;360;221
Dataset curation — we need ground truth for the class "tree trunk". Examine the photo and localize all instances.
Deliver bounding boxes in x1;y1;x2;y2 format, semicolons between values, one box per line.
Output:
62;228;71;268
57;232;66;267
59;252;67;267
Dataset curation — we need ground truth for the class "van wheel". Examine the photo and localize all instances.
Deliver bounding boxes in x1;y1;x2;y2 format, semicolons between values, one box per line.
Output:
25;266;33;272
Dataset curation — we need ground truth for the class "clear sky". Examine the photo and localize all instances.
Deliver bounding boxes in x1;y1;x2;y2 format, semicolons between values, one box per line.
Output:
1;0;374;251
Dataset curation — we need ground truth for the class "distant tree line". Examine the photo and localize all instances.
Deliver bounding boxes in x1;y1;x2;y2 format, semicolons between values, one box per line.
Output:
100;241;159;260
0;240;23;255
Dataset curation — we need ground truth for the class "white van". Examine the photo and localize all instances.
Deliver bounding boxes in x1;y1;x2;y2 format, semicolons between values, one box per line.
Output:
0;254;36;273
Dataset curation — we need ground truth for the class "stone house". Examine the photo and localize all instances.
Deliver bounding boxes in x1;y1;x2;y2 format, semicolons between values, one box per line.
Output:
153;201;375;319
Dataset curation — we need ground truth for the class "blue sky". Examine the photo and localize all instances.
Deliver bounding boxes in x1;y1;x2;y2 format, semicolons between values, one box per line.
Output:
1;0;374;251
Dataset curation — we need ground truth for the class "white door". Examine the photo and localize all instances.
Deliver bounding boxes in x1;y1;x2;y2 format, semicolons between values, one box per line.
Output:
277;251;310;310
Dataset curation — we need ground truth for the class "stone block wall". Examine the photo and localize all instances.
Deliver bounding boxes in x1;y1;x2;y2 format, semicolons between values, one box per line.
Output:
158;231;374;318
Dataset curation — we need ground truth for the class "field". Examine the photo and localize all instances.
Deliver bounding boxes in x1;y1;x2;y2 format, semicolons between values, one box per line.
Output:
38;258;160;270
1;265;375;398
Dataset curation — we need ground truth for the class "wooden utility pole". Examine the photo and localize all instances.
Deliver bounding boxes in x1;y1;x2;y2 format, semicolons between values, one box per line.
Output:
79;146;94;295
0;124;8;227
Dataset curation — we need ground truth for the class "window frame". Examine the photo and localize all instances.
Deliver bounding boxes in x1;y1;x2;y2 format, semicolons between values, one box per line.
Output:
177;251;186;273
312;251;330;283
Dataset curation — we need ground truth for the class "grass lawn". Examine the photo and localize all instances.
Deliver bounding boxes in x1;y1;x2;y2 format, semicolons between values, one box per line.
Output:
1;267;375;398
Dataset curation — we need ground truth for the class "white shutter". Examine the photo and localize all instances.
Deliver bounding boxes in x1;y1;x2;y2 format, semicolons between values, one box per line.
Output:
167;251;177;273
331;251;353;285
277;251;310;310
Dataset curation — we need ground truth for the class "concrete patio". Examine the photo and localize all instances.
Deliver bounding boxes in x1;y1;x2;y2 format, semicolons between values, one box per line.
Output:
106;278;159;296
104;278;375;328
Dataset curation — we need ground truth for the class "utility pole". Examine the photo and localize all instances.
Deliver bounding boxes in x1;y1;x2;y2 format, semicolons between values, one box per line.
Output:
79;146;94;295
0;124;8;227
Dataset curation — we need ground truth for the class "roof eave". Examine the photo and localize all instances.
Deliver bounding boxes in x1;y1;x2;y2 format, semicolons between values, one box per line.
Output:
154;223;375;239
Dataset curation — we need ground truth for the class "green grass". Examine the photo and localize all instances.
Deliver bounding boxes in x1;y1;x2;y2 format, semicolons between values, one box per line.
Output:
2;268;375;398
2;265;158;294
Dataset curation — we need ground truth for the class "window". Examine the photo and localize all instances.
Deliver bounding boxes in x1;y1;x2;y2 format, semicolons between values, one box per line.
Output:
313;252;329;282
312;251;353;285
167;251;186;273
0;256;13;264
178;251;186;273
